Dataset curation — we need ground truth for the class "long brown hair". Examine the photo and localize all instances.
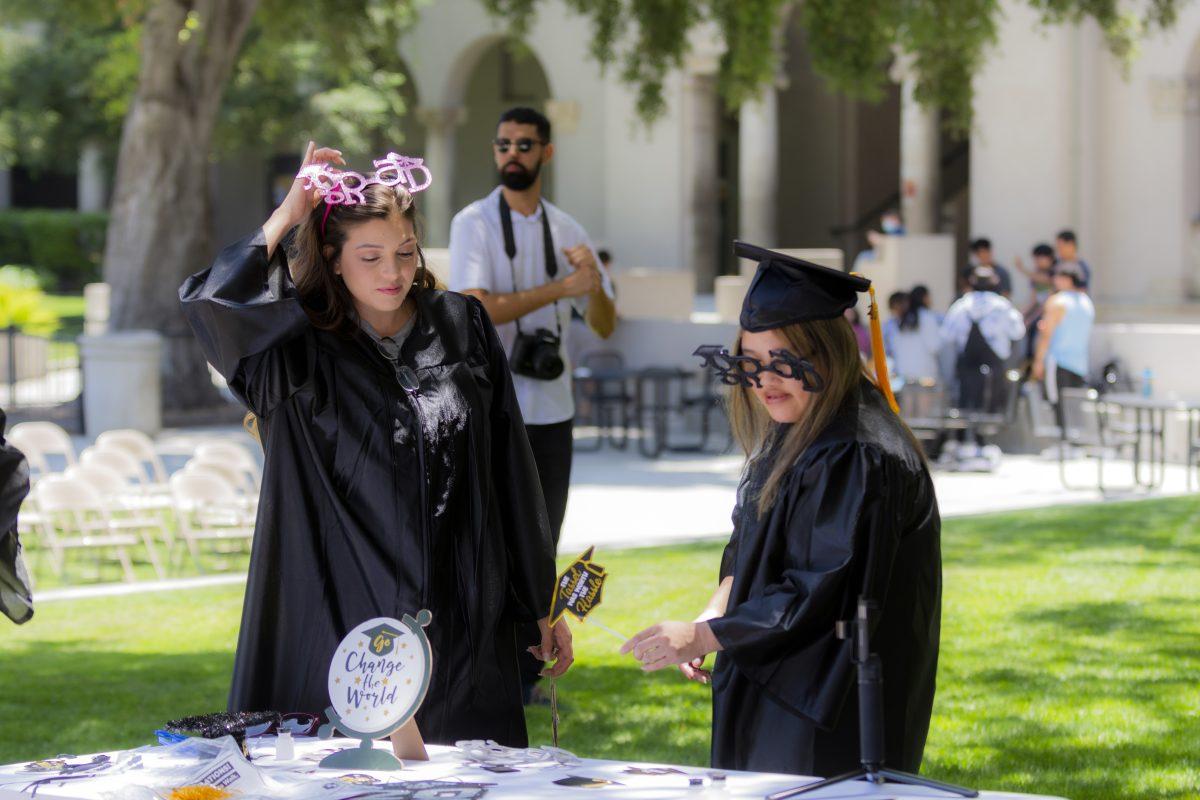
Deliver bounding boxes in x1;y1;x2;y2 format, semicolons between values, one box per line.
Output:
727;316;922;516
288;182;439;334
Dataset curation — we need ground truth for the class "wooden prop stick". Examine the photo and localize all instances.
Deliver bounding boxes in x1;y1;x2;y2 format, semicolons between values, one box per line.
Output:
580;616;628;643
551;677;560;748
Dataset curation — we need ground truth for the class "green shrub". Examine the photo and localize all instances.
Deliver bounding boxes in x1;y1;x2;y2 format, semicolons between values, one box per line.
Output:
0;265;46;290
0;281;60;337
0;209;107;290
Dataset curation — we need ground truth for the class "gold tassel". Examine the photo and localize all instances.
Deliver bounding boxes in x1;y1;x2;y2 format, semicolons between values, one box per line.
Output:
865;285;900;415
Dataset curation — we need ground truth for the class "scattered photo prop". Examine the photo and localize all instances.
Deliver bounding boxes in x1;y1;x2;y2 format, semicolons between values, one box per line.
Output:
622;766;686;775
21;755;111;774
553;775;624;788
163;711;281;752
317;612;434;770
455;740;579;770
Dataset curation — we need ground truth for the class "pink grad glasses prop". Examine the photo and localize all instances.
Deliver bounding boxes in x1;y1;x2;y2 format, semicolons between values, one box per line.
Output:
297;152;433;235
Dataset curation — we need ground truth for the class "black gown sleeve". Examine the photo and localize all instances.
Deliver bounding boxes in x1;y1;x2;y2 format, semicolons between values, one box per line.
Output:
471;298;556;623
179;229;313;417
0;410;33;625
719;498;742;581
707;442;903;710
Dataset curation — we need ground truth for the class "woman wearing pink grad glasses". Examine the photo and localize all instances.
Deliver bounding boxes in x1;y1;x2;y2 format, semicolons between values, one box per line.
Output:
180;142;572;753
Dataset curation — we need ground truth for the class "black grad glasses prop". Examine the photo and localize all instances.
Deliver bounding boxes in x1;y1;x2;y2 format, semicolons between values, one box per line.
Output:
693;345;825;392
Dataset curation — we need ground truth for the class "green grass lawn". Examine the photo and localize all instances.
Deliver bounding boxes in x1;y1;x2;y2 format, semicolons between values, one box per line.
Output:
3;497;1198;799
43;294;86;323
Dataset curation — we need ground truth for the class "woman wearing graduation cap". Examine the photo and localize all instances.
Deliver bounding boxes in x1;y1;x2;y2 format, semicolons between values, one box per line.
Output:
622;242;941;777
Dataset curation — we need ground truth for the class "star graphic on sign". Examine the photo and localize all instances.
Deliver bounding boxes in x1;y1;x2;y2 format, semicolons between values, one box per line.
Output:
401;643;407;649
406;678;412;685
384;710;390;717
359;640;365;649
382;678;389;685
335;677;341;685
354;676;361;685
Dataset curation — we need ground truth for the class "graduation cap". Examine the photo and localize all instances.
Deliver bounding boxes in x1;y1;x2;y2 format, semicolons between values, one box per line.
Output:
737;241;870;331
363;622;404;657
734;241;899;414
548;546;607;627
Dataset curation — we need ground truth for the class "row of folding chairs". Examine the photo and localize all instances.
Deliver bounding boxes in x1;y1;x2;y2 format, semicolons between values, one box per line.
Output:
10;423;261;584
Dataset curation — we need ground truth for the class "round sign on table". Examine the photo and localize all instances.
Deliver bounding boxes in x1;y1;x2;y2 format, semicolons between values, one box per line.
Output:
326;612;433;737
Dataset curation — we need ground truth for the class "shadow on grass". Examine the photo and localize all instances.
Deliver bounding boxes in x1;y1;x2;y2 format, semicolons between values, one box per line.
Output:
941;495;1200;567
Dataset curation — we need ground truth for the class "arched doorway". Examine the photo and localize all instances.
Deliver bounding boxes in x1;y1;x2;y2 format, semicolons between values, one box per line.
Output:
774;8;901;260
452;39;554;214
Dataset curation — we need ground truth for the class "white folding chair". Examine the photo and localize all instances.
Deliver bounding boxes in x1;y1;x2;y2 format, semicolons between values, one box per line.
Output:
194;441;261;492
8;425;66;478
10;422;77;469
80;446;148;487
96;429;169;483
34;474;140;582
169;470;255;571
66;464;168;578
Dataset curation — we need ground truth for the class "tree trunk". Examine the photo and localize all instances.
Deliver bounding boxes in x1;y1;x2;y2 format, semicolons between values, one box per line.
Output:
103;0;259;410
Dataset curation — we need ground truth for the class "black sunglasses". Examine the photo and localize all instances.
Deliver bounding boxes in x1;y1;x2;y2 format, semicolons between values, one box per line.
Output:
693;345;825;392
493;137;545;154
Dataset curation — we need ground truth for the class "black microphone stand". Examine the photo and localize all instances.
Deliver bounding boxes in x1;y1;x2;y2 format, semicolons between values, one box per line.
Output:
767;597;978;799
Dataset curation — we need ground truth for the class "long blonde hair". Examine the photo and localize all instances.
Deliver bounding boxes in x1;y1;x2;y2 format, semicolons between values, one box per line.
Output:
727;316;873;516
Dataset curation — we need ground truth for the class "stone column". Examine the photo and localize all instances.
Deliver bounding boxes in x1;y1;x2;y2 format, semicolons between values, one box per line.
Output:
79;331;164;436
738;86;779;247
897;62;940;234
78;141;108;212
683;52;721;292
416;106;467;247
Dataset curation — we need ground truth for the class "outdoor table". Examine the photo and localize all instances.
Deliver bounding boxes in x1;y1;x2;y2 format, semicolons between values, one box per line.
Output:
572;365;635;451
0;736;1069;800
1094;392;1200;489
634;366;694;458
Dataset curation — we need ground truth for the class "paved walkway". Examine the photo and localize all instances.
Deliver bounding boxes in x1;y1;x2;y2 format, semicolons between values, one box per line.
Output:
35;434;1196;602
559;446;1197;553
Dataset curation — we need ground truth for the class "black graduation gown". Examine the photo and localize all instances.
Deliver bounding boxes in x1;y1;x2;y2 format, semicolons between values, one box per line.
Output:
708;379;942;777
179;230;555;746
0;409;33;625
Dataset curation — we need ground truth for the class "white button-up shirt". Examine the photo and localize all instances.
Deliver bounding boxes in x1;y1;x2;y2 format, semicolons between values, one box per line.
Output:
448;186;614;425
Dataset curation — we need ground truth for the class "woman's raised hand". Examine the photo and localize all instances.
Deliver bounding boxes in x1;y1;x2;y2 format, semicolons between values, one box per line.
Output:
276;141;346;229
264;141;345;257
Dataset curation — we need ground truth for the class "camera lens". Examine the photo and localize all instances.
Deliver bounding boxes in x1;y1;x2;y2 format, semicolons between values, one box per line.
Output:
533;347;564;380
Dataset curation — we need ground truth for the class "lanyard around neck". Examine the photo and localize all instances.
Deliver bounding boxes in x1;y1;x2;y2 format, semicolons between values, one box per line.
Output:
498;191;562;339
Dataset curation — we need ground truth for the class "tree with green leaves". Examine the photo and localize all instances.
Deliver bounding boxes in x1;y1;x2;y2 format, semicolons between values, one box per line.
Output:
0;0;422;408
0;0;1184;409
486;0;1182;132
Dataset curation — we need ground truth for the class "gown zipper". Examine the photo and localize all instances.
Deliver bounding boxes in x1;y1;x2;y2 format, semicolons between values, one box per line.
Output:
394;363;431;610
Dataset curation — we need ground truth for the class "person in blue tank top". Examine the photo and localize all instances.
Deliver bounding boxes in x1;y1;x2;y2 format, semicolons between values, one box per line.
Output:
1033;261;1095;427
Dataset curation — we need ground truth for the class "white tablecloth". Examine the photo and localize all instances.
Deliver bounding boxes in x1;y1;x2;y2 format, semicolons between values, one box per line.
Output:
0;736;1068;800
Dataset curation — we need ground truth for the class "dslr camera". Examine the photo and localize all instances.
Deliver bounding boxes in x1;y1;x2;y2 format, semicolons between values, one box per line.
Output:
510;328;564;380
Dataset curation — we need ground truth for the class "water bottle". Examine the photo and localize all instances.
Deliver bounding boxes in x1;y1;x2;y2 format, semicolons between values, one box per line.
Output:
275;729;294;761
1141;368;1153;398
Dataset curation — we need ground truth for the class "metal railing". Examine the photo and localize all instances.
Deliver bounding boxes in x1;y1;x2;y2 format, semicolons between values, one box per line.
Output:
0;325;81;411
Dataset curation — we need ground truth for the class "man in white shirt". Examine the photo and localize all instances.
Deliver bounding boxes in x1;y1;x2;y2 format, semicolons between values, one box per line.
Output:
449;107;615;703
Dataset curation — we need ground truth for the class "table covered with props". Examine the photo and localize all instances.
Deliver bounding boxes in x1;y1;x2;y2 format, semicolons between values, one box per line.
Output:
0;735;1069;800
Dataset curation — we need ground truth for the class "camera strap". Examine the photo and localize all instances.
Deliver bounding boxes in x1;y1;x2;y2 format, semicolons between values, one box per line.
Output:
498;191;563;340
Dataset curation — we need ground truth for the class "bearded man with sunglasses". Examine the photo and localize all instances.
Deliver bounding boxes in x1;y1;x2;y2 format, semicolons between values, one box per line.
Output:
449;106;616;706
